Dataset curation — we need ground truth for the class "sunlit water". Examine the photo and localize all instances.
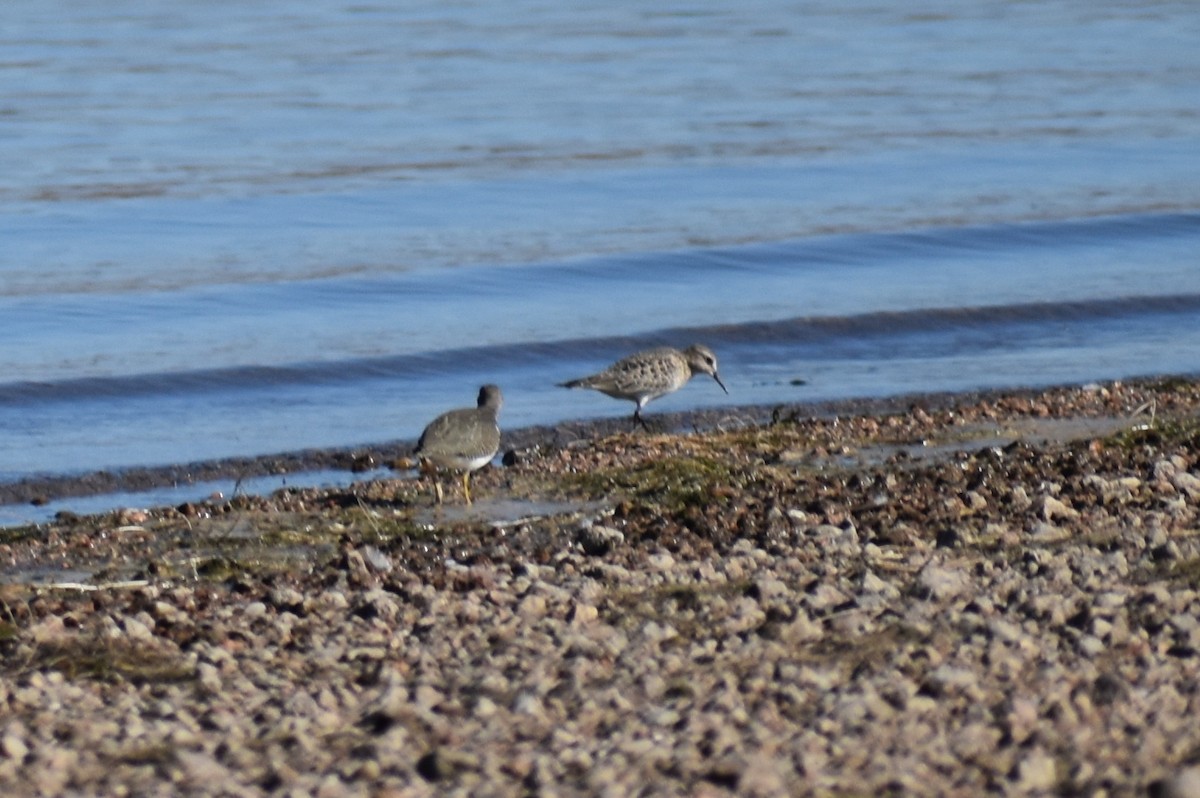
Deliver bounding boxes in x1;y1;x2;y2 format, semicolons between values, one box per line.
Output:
2;1;1199;522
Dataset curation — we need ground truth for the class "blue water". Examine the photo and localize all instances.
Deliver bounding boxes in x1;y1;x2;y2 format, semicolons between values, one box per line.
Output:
2;1;1199;512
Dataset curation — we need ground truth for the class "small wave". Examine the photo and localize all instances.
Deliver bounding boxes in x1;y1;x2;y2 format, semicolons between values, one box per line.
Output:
711;211;1200;267
3;292;1197;408
700;293;1200;346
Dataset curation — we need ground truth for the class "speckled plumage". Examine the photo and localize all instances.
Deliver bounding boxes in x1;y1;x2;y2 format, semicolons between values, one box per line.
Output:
560;344;727;426
415;384;502;504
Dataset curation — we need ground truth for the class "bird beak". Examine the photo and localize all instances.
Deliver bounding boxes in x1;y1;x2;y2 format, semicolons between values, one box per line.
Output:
713;373;728;394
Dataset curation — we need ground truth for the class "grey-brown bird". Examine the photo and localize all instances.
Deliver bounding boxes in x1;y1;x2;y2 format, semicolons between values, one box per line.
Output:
414;384;502;504
559;344;727;427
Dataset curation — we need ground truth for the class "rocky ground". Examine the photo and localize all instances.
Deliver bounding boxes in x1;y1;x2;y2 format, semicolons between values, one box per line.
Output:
2;377;1200;797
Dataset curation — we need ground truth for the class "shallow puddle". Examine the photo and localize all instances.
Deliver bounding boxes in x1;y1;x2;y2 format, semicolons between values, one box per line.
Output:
838;415;1142;469
412;498;608;530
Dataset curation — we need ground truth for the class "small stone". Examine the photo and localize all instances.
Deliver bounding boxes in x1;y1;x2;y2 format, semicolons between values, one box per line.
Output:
752;575;790;603
915;563;971;601
924;665;980;698
122;616;156;643
861;570;899;599
806;583;850;612
319;590;350;611
988;618;1023;642
1008;485;1033;511
152;601;183;624
360;545;393;573
30;748;74;794
1036;495;1079;521
640;621;678;644
359;589;401;623
577;525;624;556
116;508;149;525
473;697;498;719
963;490;988;511
28;615;66;644
517;594;547;620
1030;522;1070;543
1077;635;1106;658
2;734;28;761
1171;471;1200;500
178;750;231;787
513;692;545;717
781;612;823;643
1157;765;1200;798
413;683;443;710
176;502;203;517
647;552;676;571
268;587;305;611
1005;697;1040;744
343;548;376;586
1015;749;1058;791
320;775;355;798
569;602;599;626
197;663;222;692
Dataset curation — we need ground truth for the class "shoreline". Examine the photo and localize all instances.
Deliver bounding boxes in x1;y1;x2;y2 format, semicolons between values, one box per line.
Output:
0;378;1177;510
2;375;1200;794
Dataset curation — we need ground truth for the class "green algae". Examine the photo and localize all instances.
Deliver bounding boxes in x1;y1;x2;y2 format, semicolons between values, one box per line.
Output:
30;637;194;684
1105;416;1200;451
567;454;736;513
0;525;44;545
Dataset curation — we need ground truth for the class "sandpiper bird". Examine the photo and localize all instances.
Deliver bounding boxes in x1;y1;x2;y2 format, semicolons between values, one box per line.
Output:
559;344;727;427
414;384;502;504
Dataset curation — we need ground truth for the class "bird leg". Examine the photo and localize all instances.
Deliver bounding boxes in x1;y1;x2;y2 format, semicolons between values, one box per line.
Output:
419;458;445;505
462;471;473;505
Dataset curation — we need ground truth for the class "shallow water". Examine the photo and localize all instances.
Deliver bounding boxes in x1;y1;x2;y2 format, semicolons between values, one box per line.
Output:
0;468;392;529
2;1;1199;520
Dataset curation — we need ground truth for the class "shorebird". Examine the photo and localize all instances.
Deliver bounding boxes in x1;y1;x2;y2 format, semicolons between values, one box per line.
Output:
414;384;502;504
559;344;727;427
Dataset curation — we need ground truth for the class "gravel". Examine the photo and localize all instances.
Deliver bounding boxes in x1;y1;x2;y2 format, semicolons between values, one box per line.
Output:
1;376;1199;796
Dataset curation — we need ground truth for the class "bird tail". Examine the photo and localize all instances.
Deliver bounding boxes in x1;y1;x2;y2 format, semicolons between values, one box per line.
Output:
558;379;585;389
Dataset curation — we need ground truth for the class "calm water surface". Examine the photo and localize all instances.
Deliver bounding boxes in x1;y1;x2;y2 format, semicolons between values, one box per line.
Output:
1;1;1199;518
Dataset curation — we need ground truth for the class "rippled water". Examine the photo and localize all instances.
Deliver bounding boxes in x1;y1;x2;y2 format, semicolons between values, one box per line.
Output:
2;1;1199;511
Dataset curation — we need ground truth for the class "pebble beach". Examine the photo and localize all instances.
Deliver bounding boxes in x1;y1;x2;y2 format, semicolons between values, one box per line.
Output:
2;377;1200;796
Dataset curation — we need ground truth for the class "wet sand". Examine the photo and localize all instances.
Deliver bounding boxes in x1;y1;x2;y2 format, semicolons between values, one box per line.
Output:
2;376;1200;796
